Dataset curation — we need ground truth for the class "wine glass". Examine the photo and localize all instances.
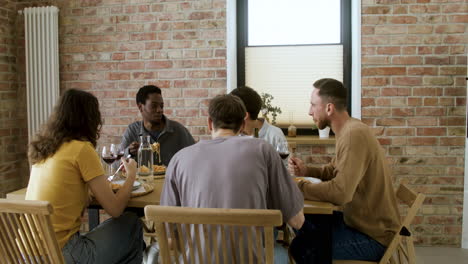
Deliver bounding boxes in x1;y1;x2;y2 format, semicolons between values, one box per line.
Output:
276;141;290;160
101;145;116;176
111;144;125;179
112;144;124;160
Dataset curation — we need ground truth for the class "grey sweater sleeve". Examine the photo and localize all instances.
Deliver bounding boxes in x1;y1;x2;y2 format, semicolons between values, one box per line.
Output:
121;123;140;158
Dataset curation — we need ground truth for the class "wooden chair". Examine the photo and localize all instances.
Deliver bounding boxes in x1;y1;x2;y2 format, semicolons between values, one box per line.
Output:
334;184;425;264
0;199;64;264
144;205;283;264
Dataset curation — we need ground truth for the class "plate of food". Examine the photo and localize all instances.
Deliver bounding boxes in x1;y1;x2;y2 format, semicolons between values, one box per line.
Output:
110;180;141;191
292;177;322;184
153;164;166;175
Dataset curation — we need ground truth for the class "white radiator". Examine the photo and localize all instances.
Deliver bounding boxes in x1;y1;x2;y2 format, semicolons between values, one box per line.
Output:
22;6;60;142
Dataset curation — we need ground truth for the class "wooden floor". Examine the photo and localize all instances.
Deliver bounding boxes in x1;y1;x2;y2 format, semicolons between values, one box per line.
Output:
416;247;468;264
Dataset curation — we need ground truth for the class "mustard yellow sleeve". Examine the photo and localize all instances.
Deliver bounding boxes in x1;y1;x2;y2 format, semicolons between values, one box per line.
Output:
77;142;105;182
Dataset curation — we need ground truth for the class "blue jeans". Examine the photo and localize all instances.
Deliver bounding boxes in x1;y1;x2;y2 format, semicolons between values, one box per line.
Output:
273;228;289;263
62;212;144;264
290;211;386;263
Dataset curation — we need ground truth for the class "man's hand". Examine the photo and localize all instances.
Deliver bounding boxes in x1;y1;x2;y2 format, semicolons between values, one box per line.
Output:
288;157;307;176
128;141;139;156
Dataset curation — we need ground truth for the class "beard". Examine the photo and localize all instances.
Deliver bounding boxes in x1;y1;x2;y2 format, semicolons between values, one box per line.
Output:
316;119;330;130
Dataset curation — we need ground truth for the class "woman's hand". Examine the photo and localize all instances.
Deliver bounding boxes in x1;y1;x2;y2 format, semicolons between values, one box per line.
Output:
121;157;137;180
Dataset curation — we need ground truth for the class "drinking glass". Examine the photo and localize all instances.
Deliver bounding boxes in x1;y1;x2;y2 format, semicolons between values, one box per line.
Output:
288;143;301;177
110;144;125;179
138;135;154;184
276;141;290;160
113;144;125;160
101;145;116;176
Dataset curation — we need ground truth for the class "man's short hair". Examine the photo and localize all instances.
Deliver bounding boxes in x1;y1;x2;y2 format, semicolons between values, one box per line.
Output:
209;94;246;132
230;86;262;120
136;85;162;105
313;78;348;111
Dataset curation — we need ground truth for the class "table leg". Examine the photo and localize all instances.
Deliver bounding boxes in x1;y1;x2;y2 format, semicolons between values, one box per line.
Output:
88;208;100;231
320;214;333;264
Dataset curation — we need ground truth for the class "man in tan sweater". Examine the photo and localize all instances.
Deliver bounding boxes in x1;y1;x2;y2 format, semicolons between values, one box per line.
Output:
288;78;401;263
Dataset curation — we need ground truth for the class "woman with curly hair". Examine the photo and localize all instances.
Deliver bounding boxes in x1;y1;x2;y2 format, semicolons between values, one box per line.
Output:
26;89;144;263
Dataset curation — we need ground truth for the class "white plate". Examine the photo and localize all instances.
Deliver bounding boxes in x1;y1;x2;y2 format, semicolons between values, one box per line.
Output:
112;180;141;190
294;177;322;184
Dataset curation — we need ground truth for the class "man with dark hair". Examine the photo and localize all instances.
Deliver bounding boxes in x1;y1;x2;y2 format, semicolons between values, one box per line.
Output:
288;78;401;263
230;87;287;150
121;85;195;166
161;94;305;262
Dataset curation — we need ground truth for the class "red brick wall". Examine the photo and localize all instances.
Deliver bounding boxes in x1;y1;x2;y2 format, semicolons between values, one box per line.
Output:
0;0;29;197
7;0;468;246
361;0;466;246
52;0;226;144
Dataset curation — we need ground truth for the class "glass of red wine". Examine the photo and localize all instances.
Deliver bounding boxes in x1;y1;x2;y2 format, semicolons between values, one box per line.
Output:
113;144;124;160
113;144;125;179
277;141;290;160
101;145;117;176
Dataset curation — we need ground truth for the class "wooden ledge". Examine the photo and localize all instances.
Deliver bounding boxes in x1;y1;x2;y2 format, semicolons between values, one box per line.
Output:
286;135;335;145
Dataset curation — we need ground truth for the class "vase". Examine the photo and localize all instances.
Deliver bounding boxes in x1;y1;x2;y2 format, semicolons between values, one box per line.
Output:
319;127;330;138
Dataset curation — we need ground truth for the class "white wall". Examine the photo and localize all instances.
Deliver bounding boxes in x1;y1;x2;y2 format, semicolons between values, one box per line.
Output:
462;66;468;248
226;0;237;92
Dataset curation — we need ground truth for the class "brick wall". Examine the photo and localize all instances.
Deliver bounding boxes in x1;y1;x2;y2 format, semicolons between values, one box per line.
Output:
361;0;467;246
0;0;28;198
50;0;226;144
7;0;468;246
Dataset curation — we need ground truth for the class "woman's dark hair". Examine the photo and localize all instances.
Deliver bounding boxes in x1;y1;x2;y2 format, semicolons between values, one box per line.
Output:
28;89;103;164
313;78;348;111
136;85;162;105
209;94;246;133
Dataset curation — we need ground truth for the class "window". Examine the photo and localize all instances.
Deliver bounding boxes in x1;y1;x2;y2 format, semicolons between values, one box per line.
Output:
237;0;352;128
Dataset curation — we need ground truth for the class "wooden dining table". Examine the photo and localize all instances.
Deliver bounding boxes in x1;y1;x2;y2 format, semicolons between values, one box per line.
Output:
7;179;338;264
6;179;337;214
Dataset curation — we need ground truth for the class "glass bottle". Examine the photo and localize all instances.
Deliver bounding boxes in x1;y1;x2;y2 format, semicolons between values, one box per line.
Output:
254;128;259;138
137;135;153;183
288;111;297;137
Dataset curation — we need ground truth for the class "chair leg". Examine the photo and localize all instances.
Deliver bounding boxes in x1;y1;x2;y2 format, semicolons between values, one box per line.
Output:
406;236;416;264
141;217;156;244
288;253;295;264
398;248;405;264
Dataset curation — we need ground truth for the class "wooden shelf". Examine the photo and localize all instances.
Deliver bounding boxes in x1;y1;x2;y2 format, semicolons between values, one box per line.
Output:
286;135;335;145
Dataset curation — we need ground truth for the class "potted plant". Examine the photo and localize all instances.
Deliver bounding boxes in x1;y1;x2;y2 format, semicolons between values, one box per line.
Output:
260;93;282;125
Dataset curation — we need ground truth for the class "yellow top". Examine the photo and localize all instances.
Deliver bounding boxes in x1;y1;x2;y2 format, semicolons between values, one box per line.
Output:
26;140;104;248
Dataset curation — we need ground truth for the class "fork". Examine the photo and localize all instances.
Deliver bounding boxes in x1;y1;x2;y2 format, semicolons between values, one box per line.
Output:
108;154;132;181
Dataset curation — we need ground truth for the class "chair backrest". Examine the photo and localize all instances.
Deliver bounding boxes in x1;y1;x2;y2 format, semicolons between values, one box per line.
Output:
333;184;425;264
0;199;64;264
145;205;283;264
379;184;425;264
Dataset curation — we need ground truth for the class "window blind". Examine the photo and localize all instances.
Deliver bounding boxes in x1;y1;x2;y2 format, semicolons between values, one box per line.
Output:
245;45;343;126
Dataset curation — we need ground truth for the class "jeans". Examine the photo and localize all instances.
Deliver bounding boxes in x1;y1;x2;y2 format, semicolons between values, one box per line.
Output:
290;211;386;263
62;212;144;264
274;242;289;263
274;227;289;263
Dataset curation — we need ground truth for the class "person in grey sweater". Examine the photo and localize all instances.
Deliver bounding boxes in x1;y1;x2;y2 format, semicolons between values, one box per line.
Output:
161;94;304;263
121;85;195;166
